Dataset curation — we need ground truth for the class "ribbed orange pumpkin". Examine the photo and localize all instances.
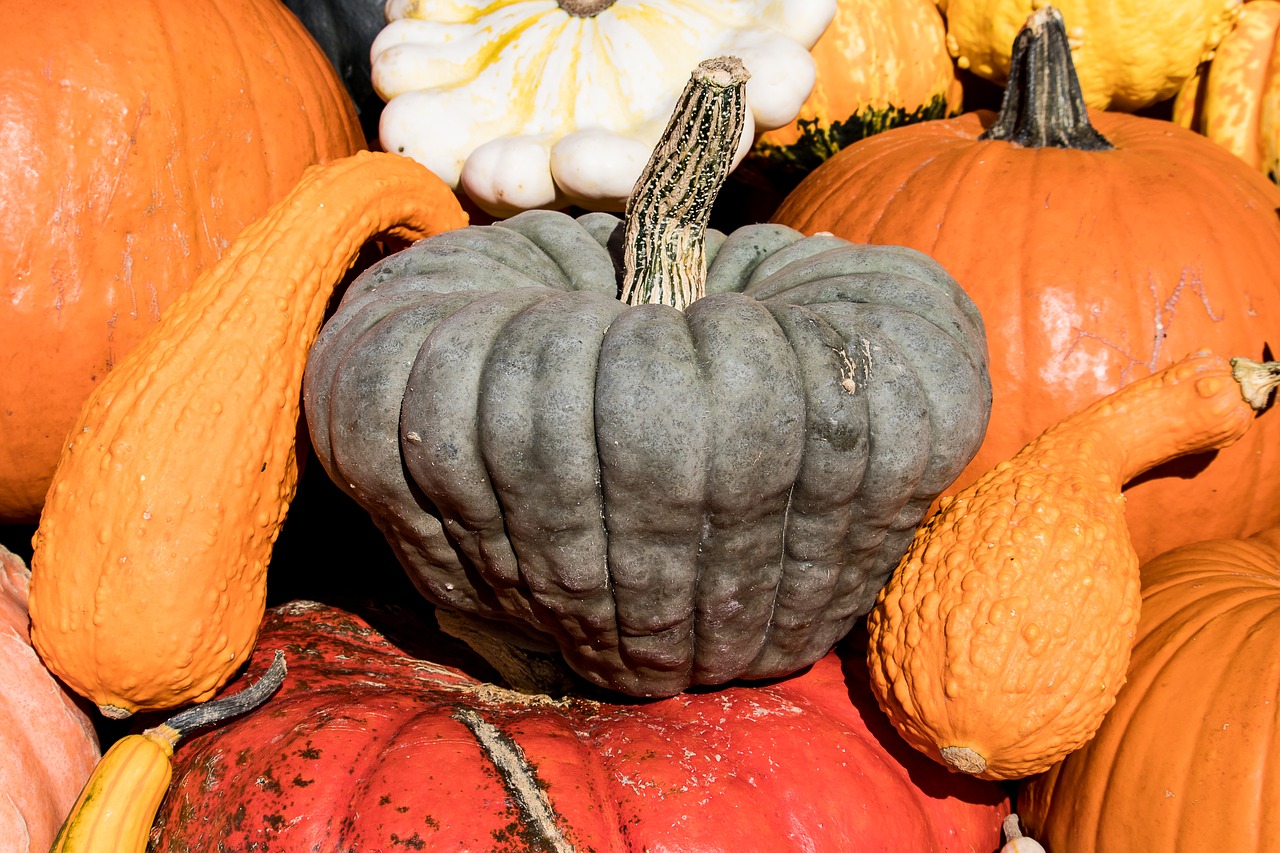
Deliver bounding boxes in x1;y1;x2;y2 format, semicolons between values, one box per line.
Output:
772;7;1280;562
0;545;99;853
1018;525;1280;851
0;0;365;522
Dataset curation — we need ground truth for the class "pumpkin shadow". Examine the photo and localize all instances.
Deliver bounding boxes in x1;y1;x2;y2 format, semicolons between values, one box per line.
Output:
835;625;1015;812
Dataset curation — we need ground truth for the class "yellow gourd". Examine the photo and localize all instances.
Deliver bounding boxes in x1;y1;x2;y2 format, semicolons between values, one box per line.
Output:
28;151;467;718
51;652;286;853
866;351;1280;779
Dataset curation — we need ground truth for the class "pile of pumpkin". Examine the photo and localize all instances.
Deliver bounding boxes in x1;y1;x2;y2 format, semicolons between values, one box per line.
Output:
4;0;1280;850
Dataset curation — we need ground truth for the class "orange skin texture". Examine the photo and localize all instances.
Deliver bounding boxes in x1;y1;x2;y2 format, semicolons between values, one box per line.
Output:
758;0;959;150
0;0;366;523
772;109;1280;563
1020;526;1280;850
27;151;468;717
1174;0;1280;176
0;546;100;853
867;352;1267;780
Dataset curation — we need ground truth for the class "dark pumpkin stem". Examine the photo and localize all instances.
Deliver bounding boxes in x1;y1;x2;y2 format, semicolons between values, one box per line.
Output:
146;650;287;748
979;5;1113;151
620;56;750;310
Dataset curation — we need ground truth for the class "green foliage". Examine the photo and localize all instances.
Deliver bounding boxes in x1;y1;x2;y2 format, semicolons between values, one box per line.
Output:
750;93;954;194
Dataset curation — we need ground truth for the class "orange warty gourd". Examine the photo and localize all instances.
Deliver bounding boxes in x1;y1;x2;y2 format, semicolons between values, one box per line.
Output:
866;351;1280;781
1018;525;1280;852
0;545;100;853
0;0;366;523
771;6;1280;563
27;151;467;718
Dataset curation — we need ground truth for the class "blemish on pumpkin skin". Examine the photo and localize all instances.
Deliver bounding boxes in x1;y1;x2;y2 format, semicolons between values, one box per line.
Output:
256;767;284;794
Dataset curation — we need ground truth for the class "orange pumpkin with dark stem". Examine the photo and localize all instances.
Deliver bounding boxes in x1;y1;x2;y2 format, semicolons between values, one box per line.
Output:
0;0;366;523
1018;525;1280;851
772;6;1280;562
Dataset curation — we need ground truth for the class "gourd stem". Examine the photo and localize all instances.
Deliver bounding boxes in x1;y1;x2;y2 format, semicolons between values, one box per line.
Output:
978;5;1114;151
147;651;287;748
1232;357;1280;409
557;0;616;16
620;56;749;310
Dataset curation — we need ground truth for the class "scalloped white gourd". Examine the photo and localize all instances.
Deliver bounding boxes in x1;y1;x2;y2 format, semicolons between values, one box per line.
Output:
371;0;836;216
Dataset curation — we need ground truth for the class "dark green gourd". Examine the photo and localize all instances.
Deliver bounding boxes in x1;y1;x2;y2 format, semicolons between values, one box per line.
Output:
302;57;992;697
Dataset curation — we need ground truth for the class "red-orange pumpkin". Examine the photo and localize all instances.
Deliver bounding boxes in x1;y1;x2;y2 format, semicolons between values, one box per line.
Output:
0;0;366;522
1018;526;1280;851
771;7;1280;562
149;600;1011;851
0;545;99;853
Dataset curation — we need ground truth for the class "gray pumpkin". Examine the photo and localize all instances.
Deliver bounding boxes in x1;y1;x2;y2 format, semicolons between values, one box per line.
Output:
302;59;991;697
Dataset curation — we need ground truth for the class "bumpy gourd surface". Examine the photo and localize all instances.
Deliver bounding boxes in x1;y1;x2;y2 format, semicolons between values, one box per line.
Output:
303;211;991;696
28;151;468;715
867;352;1272;779
870;446;1140;780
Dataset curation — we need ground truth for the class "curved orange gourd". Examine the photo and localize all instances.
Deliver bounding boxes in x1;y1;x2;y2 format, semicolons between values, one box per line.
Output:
0;0;366;523
27;151;467;718
867;351;1280;780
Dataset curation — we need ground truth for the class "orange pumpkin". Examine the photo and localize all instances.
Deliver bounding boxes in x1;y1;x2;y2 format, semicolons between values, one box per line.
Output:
0;0;366;523
772;6;1280;562
0;545;100;853
1018;525;1280;850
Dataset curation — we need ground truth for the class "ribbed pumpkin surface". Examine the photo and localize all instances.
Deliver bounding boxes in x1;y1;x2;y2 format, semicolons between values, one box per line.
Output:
1019;527;1280;851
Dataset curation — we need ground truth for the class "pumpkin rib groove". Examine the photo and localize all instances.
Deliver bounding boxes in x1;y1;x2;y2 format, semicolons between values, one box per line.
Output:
746;302;860;673
685;294;806;685
479;292;625;676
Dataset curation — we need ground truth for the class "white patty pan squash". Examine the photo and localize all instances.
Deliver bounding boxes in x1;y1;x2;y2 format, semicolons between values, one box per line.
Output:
372;0;836;215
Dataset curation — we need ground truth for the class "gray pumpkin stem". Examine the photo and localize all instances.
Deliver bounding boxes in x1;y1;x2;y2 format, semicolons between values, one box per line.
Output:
620;56;750;310
979;5;1113;151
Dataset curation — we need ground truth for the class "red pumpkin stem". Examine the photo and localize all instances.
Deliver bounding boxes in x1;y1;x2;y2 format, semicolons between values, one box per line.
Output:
979;5;1114;151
